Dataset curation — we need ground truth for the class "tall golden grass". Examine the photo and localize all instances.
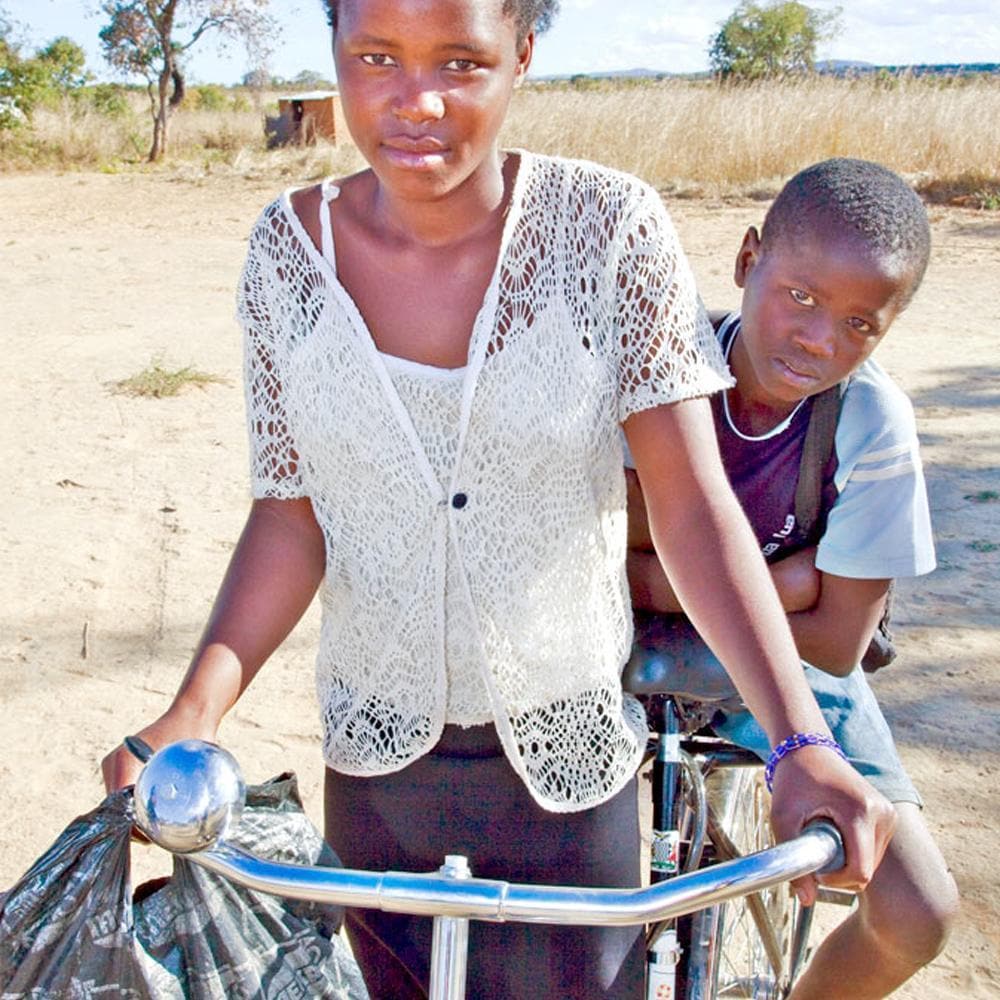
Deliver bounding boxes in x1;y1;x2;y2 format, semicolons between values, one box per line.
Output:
502;76;1000;203
3;76;998;204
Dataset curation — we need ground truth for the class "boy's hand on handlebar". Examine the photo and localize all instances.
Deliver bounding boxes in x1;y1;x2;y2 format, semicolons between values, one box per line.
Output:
769;746;896;906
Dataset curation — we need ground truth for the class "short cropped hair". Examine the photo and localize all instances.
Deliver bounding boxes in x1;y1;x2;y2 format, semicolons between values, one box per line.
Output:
762;158;931;304
321;0;560;41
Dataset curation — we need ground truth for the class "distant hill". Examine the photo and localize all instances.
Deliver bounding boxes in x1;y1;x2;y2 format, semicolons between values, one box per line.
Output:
818;60;999;77
531;67;672;82
817;60;874;72
583;67;667;79
533;62;999;83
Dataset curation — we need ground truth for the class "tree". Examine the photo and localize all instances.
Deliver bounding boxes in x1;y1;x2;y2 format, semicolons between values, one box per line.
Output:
1;9;23;122
240;65;269;89
37;36;90;92
0;5;15;64
98;1;276;161
0;10;90;128
291;68;333;90
709;1;842;81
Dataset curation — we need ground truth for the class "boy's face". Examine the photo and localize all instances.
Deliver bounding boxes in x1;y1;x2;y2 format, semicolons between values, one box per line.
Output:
732;226;917;410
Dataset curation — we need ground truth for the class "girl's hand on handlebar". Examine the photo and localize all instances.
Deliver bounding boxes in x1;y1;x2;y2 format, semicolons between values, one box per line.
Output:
768;746;896;906
100;711;219;794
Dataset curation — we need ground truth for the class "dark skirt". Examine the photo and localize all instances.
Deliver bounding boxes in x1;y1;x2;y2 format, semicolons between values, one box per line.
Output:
324;724;645;999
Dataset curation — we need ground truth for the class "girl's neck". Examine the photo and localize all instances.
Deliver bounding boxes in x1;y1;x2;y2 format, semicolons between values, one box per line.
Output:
368;149;514;251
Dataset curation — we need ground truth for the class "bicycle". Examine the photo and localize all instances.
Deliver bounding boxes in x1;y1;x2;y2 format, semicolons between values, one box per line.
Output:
127;727;846;1000
623;631;855;1000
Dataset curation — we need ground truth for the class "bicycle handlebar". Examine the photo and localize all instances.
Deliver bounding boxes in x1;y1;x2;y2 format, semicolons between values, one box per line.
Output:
186;823;842;927
130;737;845;929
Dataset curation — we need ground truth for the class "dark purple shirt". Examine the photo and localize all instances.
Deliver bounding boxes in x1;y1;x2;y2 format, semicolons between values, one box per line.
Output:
712;315;838;562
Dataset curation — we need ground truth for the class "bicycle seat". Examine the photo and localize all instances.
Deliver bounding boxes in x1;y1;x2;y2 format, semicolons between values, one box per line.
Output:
622;613;741;702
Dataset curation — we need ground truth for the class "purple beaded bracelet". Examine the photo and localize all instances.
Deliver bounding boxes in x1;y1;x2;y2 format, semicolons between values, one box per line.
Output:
764;732;848;793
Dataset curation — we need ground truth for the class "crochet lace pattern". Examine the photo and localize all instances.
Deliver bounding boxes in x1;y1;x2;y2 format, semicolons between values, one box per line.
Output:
238;152;732;811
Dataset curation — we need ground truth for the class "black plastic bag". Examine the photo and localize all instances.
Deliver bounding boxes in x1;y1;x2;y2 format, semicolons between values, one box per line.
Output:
0;773;368;999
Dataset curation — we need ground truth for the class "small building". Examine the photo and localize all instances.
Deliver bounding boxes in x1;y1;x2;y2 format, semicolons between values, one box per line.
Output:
266;90;338;147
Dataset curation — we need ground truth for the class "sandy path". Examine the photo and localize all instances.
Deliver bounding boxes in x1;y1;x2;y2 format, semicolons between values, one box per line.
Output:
0;171;997;997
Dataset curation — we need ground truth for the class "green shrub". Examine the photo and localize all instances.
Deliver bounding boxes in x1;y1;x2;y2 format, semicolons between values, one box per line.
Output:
1;28;89;129
192;83;228;111
85;82;130;117
112;359;229;398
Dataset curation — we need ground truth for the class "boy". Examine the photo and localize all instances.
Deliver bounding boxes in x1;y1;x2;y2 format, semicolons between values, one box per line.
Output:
627;159;959;1000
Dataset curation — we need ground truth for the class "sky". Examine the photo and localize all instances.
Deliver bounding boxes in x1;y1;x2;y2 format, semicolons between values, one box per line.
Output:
4;1;999;86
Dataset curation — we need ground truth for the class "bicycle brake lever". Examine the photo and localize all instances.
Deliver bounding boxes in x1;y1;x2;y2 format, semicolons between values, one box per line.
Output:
124;735;155;763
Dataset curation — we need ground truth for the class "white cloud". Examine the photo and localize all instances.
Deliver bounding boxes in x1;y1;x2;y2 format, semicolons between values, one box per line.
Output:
826;1;1000;65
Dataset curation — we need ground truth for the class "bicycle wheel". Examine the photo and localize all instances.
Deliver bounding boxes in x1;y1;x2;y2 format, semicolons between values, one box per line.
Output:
705;766;801;999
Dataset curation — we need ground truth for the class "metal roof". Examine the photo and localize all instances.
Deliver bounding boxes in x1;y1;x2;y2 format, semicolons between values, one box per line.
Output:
276;90;339;101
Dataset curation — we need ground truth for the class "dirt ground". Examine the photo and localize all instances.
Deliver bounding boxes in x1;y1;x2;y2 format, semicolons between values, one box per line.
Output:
0;169;997;997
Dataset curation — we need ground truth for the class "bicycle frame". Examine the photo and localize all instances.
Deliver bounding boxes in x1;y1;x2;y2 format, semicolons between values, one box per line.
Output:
132;740;843;1000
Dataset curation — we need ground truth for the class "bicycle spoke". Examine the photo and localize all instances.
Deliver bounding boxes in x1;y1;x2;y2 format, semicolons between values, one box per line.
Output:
704;768;798;1000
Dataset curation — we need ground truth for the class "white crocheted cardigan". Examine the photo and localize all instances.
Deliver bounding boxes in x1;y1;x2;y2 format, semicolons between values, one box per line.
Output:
238;151;733;812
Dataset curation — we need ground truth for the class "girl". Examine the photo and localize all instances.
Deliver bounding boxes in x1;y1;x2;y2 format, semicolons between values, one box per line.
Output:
104;2;894;996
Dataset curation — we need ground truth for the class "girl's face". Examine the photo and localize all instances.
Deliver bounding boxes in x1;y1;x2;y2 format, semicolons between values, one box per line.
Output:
333;0;533;202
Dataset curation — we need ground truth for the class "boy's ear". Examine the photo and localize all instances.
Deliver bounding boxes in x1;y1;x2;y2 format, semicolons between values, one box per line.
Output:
734;226;762;289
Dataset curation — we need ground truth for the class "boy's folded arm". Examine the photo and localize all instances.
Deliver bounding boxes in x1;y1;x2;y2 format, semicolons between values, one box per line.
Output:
626;548;683;612
629;545;815;616
768;547;821;612
628;474;821;616
627;528;887;676
787;571;891;676
625;468;654;550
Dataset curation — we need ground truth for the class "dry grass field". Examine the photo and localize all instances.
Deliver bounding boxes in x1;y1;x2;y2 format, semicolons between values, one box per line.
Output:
3;75;999;204
506;76;1000;203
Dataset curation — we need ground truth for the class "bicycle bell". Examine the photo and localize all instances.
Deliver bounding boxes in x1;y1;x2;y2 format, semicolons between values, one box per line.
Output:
132;738;246;853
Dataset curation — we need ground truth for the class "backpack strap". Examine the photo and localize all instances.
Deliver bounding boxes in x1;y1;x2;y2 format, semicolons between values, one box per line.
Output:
793;380;847;543
793;378;898;672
